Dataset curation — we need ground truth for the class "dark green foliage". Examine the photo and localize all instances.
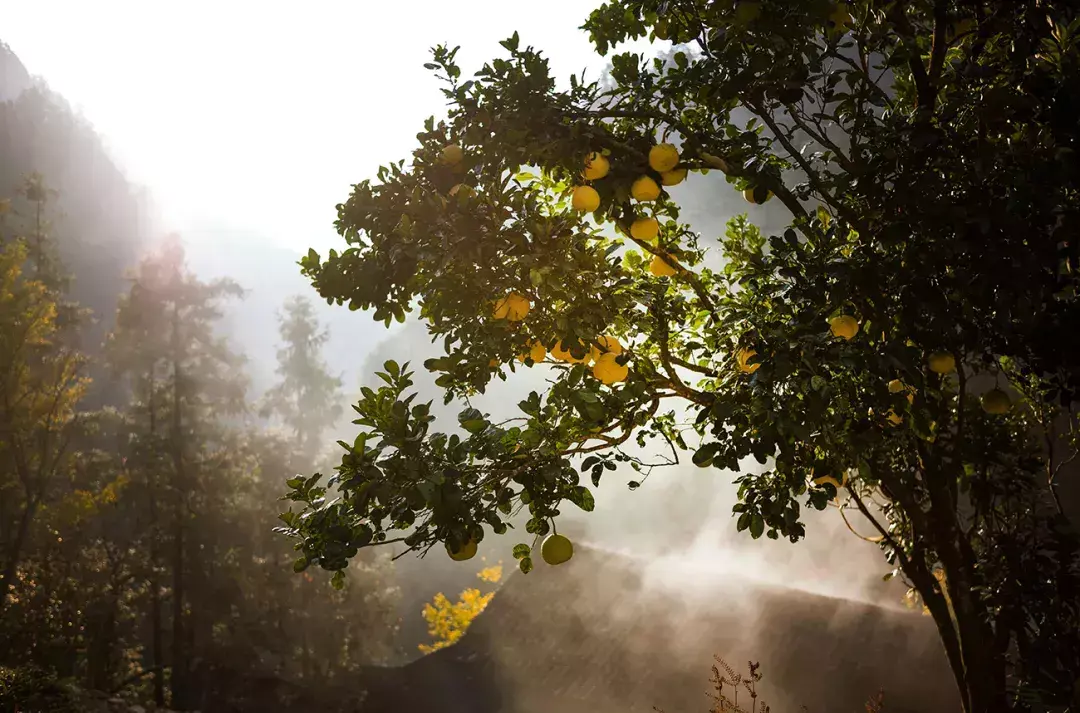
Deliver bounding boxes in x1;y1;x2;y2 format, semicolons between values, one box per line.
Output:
283;2;1080;711
0;666;79;713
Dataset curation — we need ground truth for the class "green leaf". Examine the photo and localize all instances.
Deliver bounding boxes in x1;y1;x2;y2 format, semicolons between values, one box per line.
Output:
737;512;751;532
692;443;719;467
458;407;489;434
293;557;310;573
571;486;596;512
519;556;534;574
331;570;346;590
750;514;765;539
513;543;531;559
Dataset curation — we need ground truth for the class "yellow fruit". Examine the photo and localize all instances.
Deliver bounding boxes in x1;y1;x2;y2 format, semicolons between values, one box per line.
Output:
492;293;531;321
648;255;677;277
593;335;623;356
701;153;731;173
813;475;842;490
583;152;610;181
736;347;761;374
928;351;956;375
572;185;601;212
631;176;661;202
489;358;500;367
447;538;478;562
887;379;907;394
648;143;680;173
552;340;590;364
541;533;574;565
981;388;1012;415
517;341;548;365
743;186;773;204
734;1;762;25
630;217;660;242
829;315;860;340
439;144;464;166
829;3;853;33
660;168;687;186
593;353;629;385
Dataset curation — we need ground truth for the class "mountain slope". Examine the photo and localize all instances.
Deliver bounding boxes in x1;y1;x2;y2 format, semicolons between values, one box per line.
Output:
358;544;958;713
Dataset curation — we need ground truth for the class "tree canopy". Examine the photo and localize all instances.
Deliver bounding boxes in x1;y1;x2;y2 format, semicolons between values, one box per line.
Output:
281;2;1080;711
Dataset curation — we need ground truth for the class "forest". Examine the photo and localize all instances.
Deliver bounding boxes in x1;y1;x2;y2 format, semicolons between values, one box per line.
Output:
0;42;411;712
4;1;1080;712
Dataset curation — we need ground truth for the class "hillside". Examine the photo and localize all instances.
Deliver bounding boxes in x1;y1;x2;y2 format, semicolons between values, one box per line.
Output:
358;544;958;713
0;39;154;406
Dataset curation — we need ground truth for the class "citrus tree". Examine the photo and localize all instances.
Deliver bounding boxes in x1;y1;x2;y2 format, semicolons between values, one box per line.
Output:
279;2;1080;710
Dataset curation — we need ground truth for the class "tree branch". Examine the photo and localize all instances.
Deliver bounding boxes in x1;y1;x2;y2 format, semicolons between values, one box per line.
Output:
747;99;869;235
623;230;721;323
928;0;950;87
785;105;857;174
887;2;936;113
668;355;719;378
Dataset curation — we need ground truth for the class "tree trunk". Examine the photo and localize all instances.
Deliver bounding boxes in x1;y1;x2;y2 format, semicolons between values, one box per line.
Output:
149;549;165;707
168;306;189;710
170;496;187;708
908;530;1007;713
147;368;165;708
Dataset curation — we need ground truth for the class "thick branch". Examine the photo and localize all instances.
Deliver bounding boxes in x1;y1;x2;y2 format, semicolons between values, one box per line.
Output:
848;485;969;712
651;299;711;406
928;0;950;87
887;2;936;113
669;355;719;378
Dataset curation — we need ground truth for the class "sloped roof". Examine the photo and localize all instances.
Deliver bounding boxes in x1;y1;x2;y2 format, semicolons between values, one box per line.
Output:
358;544;959;713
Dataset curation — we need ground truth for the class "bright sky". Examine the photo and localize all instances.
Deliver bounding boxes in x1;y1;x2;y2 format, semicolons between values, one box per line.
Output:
3;1;655;252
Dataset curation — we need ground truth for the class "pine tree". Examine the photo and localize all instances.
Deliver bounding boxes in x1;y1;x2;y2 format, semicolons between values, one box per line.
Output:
106;234;246;709
260;295;343;464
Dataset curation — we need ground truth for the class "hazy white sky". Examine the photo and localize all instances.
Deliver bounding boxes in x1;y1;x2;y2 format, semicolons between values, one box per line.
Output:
4;1;655;252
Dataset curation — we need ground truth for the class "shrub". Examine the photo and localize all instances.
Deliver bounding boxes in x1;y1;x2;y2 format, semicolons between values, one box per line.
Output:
0;665;80;713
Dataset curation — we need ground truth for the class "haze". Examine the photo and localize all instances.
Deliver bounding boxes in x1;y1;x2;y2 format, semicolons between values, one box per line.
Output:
4;0;648;252
0;5;963;711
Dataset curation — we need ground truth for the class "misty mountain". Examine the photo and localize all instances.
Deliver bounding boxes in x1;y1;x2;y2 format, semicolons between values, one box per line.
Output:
0;42;30;101
0;39;155;407
0;39;392;412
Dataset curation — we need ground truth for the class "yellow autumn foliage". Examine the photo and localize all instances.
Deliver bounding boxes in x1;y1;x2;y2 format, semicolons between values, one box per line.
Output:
418;562;504;653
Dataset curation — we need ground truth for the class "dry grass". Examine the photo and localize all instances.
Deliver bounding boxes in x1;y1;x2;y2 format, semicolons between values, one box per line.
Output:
656;655;886;713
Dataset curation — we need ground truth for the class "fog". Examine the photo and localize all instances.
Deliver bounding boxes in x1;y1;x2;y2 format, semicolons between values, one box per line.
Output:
358;169;909;614
0;7;954;711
